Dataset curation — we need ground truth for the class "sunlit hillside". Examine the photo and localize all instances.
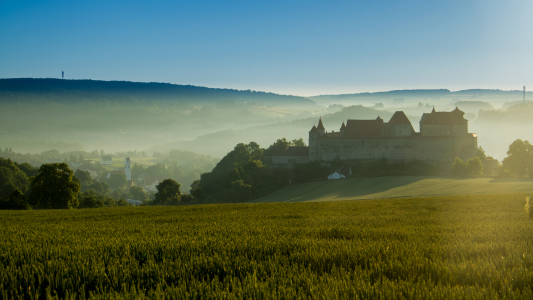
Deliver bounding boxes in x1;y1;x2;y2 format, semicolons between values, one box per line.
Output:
251;176;533;203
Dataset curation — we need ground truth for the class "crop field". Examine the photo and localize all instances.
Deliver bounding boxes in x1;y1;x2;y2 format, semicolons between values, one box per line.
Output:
252;176;533;203
1;194;533;299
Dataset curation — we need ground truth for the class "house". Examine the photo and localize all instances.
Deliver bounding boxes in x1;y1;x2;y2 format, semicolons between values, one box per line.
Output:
77;164;98;179
138;176;164;192
328;171;346;180
100;156;113;165
107;170;125;179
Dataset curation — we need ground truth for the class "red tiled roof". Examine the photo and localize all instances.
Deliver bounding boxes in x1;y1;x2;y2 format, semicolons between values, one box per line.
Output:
263;146;309;157
388;111;411;124
344;119;383;137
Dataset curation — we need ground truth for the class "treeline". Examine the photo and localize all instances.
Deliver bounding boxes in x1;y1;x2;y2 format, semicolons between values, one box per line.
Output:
0;159;127;210
0;78;316;106
0;160;206;210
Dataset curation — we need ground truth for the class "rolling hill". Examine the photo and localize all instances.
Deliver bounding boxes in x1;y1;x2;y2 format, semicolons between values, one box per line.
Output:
251;176;533;203
0;78;316;107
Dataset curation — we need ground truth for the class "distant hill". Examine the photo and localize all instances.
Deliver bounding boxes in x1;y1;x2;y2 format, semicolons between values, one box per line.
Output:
311;89;532;103
0;78;316;107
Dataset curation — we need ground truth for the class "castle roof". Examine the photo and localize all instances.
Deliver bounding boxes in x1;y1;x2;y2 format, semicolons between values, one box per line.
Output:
263;146;309;157
420;113;431;124
420;109;467;125
317;117;325;129
388;111;411;124
451;107;465;117
309;125;319;133
344;118;383;137
340;122;346;130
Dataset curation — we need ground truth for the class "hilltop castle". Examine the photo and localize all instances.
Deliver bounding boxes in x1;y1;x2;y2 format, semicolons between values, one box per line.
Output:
264;108;477;168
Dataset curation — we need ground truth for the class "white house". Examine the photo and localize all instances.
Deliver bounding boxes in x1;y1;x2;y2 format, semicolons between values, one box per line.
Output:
328;171;346;180
142;177;162;192
100;156;113;165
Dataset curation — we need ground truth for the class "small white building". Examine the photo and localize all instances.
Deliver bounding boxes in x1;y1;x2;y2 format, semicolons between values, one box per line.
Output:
143;178;160;192
100;156;113;165
328;171;346;180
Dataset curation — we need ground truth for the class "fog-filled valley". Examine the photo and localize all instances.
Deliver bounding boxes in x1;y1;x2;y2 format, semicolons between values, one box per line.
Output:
2;78;532;163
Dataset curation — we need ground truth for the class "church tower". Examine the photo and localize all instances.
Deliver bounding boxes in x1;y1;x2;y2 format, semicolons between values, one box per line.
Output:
125;157;132;181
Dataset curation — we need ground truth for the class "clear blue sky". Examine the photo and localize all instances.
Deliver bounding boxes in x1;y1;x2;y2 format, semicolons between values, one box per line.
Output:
1;0;531;96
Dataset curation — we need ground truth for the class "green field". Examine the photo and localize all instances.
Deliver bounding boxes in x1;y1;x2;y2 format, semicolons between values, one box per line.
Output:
1;194;533;299
252;176;533;203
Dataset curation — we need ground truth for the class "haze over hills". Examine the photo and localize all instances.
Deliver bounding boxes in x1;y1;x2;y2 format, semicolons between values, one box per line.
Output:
311;88;532;108
1;77;533;161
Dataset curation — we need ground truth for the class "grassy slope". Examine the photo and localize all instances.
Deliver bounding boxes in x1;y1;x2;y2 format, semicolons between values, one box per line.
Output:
1;194;533;298
252;176;533;203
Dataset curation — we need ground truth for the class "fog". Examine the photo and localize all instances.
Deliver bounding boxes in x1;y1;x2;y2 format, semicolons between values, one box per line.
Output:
1;79;532;164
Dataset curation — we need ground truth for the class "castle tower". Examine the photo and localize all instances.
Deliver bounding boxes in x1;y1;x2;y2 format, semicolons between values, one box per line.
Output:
125;157;132;181
340;122;346;137
309;125;320;161
316;117;325;134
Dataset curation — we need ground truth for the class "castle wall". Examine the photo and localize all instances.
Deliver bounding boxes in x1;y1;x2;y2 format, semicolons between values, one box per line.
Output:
311;135;477;166
264;155;310;169
421;124;468;137
390;124;413;137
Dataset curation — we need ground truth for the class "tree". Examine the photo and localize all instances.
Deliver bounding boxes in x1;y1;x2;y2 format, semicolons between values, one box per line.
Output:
291;138;306;147
78;154;85;164
467;157;483;177
116;198;130;206
230;179;252;202
191;187;205;203
269;138;290;149
154;179;181;205
6;189;31;210
0;159;29;200
108;173;127;190
128;186;149;201
453;157;483;177
476;146;487;162
74;169;92;186
79;194;104;208
452;158;469;177
502;139;533;177
29;163;80;209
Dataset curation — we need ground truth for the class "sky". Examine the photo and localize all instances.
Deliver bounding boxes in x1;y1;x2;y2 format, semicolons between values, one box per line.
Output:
1;0;532;96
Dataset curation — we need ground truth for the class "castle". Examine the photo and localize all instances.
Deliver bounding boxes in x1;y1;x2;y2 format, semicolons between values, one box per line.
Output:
263;108;478;169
